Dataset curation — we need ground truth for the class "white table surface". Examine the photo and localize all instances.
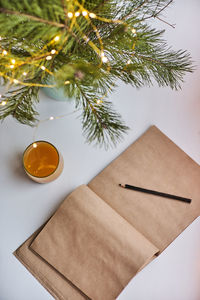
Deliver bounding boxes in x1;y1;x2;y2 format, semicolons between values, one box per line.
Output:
1;1;200;299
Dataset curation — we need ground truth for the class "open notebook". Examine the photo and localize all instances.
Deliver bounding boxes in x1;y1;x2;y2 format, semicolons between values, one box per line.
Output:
14;126;200;300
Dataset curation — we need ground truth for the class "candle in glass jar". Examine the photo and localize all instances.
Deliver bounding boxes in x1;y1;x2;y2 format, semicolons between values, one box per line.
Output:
23;141;64;183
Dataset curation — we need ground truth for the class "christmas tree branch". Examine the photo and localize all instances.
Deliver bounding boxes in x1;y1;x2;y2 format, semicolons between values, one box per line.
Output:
154;0;173;16
75;81;128;147
0;7;65;28
76;82;99;119
125;0;149;18
60;0;68;25
0;0;194;147
0;7;88;48
0;86;39;125
155;16;175;28
141;0;175;28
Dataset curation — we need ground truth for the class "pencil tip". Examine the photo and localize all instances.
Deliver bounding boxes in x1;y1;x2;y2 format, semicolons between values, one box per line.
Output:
119;183;125;188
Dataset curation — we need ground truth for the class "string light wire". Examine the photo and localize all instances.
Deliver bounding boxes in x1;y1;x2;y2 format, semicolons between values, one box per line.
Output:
0;3;137;87
0;2;137;125
32;108;81;142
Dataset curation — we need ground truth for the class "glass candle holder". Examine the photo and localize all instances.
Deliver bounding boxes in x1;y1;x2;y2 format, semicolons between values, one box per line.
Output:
23;141;64;183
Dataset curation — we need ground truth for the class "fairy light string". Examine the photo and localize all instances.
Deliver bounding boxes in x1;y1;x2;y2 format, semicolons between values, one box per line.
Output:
0;3;137;107
30;80;113;141
0;1;138;147
32;108;81;143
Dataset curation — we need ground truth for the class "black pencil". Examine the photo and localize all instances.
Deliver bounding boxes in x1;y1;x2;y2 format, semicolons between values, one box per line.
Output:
119;183;192;204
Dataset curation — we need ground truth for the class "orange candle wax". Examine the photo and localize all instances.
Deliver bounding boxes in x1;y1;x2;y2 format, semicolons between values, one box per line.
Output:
23;141;64;183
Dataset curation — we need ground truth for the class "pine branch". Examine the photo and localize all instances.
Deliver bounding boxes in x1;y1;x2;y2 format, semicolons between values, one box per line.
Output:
0;0;194;147
141;0;175;28
60;0;68;25
0;7;65;28
0;86;39;125
75;81;128;148
154;0;173;16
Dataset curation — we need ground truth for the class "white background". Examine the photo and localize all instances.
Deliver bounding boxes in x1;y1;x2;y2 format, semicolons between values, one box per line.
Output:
1;0;200;299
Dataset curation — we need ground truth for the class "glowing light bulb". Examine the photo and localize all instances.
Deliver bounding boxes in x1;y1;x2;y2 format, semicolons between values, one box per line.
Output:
2;50;7;55
0;36;2;40
23;72;27;76
127;59;131;64
82;10;88;16
102;56;108;63
13;79;19;84
46;55;52;60
96;99;102;104
1;100;7;106
0;94;1;98
51;49;56;54
67;12;73;18
89;13;96;18
64;80;70;84
101;51;108;63
40;66;46;70
33;143;37;148
75;11;80;17
131;28;136;34
9;65;15;69
49;116;54;120
11;59;16;64
54;36;60;42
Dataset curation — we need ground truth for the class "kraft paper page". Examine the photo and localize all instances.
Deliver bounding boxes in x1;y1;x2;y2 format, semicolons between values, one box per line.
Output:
88;126;200;252
14;228;89;300
30;185;158;300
